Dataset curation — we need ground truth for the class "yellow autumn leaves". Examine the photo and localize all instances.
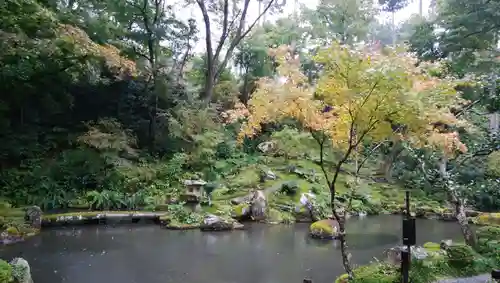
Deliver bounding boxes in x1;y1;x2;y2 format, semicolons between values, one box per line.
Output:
238;43;468;155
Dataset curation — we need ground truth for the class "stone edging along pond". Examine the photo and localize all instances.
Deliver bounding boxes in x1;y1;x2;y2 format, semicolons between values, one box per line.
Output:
1;206;499;246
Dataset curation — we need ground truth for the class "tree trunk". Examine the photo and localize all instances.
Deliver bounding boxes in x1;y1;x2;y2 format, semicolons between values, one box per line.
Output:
204;71;216;104
330;183;354;279
438;157;477;248
241;68;250;105
450;189;477;247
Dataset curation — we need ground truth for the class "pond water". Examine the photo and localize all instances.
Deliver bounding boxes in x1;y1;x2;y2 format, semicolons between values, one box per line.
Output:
0;215;465;283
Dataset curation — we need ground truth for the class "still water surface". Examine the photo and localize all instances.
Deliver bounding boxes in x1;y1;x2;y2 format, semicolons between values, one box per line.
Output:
0;215;464;283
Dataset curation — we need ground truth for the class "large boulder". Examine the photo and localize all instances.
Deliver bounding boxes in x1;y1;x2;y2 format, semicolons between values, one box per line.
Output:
231;190;268;221
294;192;321;222
250;190;267;220
200;214;244;231
385;246;429;265
10;258;33;283
259;169;277;182
309;219;340;239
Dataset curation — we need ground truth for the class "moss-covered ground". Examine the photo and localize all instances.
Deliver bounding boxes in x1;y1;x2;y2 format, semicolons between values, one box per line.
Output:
4;156;489;231
336;225;500;283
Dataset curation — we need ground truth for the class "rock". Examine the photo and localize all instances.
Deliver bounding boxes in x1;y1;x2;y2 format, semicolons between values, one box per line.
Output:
309;219;340;239
230;193;253;205
260;169;277;182
24;206;42;229
231;190;268;221
385;246;429;264
465;210;480;217
257;141;275;153
440;239;453;250
0;231;24;245
413;246;430;260
232;203;251;218
9;258;33;283
294;193;320;222
250;190;267;220
200;214;244;231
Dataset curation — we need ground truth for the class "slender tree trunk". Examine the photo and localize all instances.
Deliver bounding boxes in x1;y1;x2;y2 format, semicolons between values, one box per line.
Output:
315;132;354;279
450;190;476;247
438;157;476;247
331;183;354;279
204;67;216;104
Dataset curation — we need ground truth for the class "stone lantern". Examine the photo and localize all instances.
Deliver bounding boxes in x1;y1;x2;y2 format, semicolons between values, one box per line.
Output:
181;179;207;212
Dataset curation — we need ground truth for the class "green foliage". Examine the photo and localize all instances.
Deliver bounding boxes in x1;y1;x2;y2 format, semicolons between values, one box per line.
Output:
0;260;12;283
303;0;376;45
343;243;495;283
270;127;318;159
166;203;200;225
446;245;476;269
348;262;399;283
280;181;299;196
476;226;500;265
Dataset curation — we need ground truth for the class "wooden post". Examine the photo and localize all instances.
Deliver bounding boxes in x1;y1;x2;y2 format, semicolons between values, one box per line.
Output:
492;269;500;282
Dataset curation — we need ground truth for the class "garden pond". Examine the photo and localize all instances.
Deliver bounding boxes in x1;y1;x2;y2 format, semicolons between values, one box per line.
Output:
0;215;465;283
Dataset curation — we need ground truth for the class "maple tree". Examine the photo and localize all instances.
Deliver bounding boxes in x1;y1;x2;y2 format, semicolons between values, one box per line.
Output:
239;43;465;277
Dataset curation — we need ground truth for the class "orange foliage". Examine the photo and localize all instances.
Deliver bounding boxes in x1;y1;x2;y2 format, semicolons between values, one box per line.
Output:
59;24;137;78
236;43;469;156
221;102;250;125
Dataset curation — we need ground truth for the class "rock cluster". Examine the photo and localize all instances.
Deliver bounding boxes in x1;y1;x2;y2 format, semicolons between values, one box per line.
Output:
200;214;244;231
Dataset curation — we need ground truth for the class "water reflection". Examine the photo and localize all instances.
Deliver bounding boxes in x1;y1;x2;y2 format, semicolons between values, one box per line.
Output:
347;233;400;250
0;216;465;283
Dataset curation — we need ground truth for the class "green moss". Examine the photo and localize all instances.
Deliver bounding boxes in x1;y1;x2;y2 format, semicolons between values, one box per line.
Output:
233;203;250;217
309;219;338;238
474;213;500;226
267;208;294;224
211;188;249;201
229;166;260;188
0;208;25;218
164;219;199;230
5;226;19;236
334;273;349;283
0;260;12;283
423;242;441;251
0;200;11;210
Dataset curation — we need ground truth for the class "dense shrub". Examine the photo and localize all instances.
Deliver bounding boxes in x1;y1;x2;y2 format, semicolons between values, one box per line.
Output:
0;260;12;283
